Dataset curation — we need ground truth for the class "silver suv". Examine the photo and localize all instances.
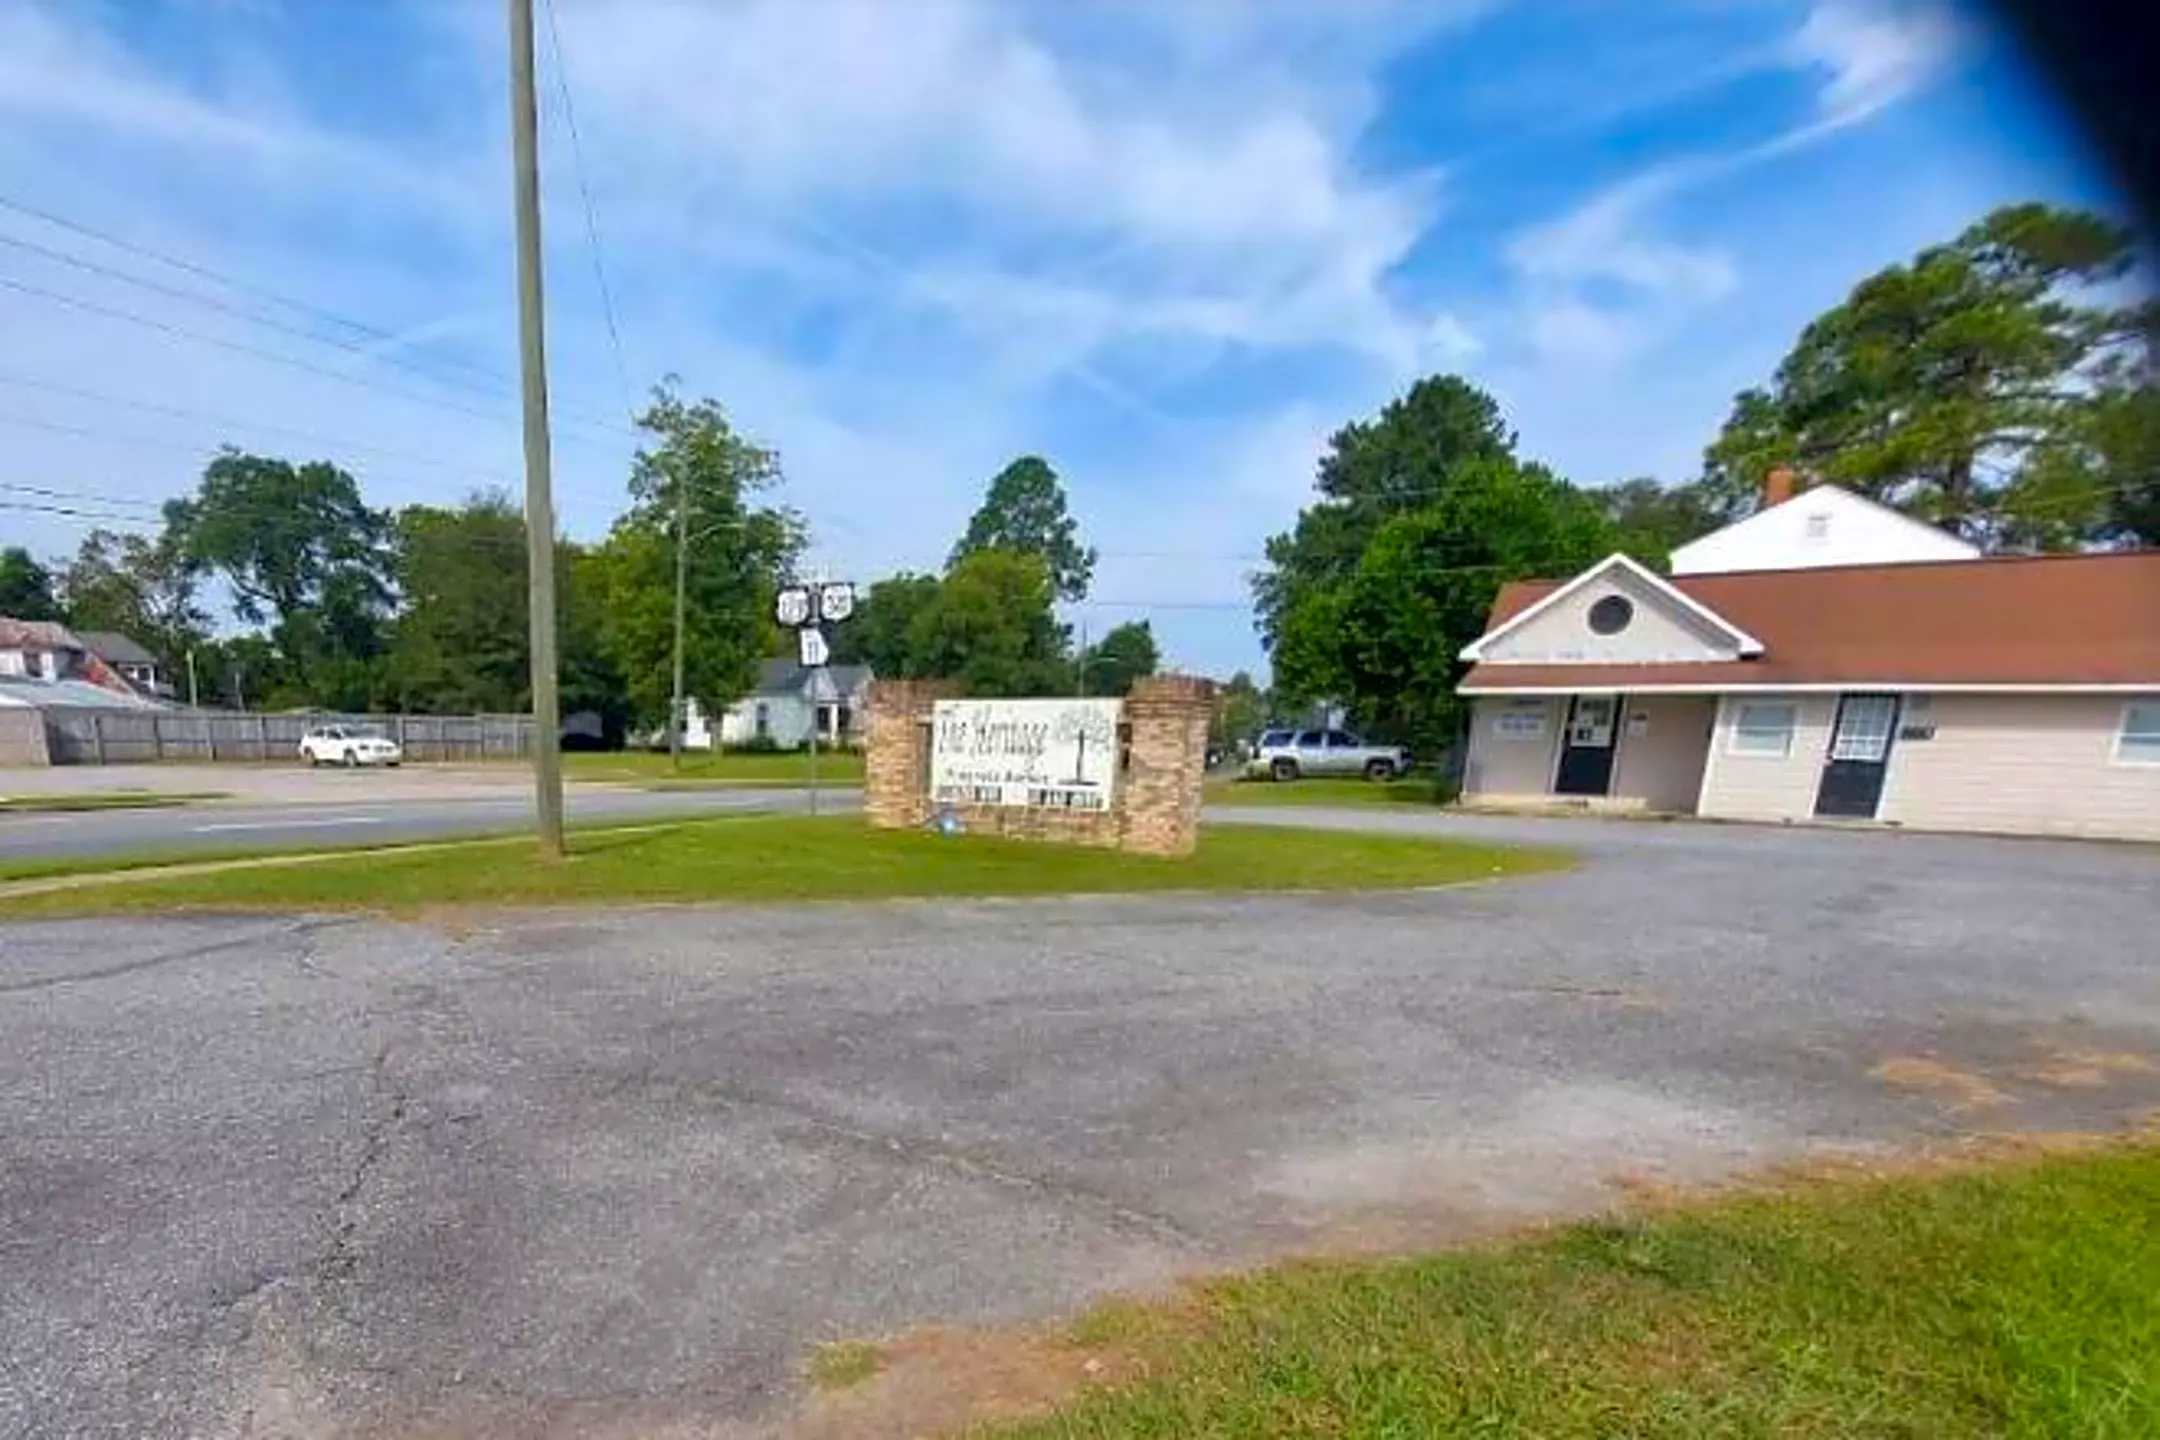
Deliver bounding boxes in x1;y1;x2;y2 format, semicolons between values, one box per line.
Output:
1246;727;1411;782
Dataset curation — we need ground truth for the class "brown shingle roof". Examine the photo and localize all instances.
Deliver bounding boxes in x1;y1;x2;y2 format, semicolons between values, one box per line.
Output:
1460;550;2160;691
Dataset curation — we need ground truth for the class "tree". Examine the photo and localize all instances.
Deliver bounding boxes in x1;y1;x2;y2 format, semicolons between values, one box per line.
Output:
1701;203;2151;546
1592;478;1721;568
165;449;393;704
387;493;531;714
1077;619;1158;696
592;383;802;728
56;529;208;674
907;548;1068;697
1254;375;1518;649
950;455;1096;602
1255;374;1617;751
0;547;61;621
1212;670;1267;751
831;571;942;677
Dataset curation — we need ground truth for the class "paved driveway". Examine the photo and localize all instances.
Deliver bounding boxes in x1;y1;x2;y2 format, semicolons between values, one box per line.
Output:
2;815;2156;1438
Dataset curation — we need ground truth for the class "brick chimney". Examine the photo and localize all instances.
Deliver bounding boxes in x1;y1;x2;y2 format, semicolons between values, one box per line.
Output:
1762;465;1797;508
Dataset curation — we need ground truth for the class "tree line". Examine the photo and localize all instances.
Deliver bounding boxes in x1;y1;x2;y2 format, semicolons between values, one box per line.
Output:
1256;202;2157;751
4;201;2149;742
1;388;1161;727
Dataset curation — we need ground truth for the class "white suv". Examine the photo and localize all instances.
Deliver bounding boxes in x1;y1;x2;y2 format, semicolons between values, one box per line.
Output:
298;724;403;768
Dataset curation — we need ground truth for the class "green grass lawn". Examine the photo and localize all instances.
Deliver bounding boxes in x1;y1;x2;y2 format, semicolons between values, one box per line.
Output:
979;1143;2160;1438
0;815;1567;915
562;749;865;786
0;790;226;814
1207;775;1448;808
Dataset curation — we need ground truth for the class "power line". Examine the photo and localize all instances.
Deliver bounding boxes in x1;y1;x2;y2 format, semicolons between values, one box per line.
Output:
541;0;637;424
0;189;633;431
0;274;533;430
0;373;513;481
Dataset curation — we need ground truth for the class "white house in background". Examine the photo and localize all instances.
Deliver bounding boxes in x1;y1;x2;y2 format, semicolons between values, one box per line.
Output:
1670;476;1980;576
1454;479;2160;842
674;659;877;751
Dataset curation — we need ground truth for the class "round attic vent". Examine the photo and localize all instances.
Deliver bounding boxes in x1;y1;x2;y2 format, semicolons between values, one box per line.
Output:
1588;594;1634;636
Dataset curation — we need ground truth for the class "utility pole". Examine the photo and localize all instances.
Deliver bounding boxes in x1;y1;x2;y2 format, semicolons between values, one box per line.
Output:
508;0;565;858
669;462;689;772
185;649;199;709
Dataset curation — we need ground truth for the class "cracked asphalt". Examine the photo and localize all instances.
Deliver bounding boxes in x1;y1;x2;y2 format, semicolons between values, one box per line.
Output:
2;813;2157;1438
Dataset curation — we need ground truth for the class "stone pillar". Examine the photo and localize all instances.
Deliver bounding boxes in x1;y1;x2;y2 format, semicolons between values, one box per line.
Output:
862;679;958;830
1118;674;1217;857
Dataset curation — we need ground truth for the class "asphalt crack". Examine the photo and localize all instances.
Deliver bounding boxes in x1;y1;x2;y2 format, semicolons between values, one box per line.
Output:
0;918;353;995
318;1041;410;1284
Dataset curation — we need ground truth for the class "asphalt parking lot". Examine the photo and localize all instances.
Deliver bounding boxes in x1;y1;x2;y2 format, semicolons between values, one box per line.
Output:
2;814;2156;1438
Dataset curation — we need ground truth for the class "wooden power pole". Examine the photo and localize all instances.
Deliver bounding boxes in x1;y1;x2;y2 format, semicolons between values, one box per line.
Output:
508;0;565;858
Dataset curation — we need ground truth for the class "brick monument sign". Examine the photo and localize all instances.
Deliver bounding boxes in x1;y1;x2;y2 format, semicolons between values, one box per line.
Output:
861;674;1217;857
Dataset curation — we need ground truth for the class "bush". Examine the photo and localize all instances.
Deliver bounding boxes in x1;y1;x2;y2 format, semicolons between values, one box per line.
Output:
724;735;785;754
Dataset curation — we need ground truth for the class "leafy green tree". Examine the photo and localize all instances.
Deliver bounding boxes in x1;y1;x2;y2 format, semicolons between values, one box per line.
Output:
1212;670;1268;750
1257;375;1618;751
1592;478;1721;568
907;549;1068;697
1254;375;1517;648
1701;203;2150;545
165;449;393;701
592;384;802;728
388;493;531;713
1077;619;1158;696
56;528;208;674
0;546;61;621
831;570;942;677
950;455;1096;602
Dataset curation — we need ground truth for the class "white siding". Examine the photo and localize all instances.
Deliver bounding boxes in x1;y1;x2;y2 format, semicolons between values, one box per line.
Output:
1611;697;1717;813
1880;694;2160;842
1462;697;1562;799
1696;693;1837;823
720;694;814;747
1671;484;1978;575
1480;568;1740;665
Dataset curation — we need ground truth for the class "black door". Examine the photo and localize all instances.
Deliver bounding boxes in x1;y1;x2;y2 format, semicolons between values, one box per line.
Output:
1814;693;1899;819
1553;695;1619;796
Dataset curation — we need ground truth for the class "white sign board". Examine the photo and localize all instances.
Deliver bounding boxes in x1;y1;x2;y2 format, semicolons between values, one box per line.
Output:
931;698;1120;811
798;626;830;668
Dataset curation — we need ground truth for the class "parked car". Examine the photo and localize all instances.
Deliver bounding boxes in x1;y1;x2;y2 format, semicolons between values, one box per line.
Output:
298;724;403;768
1245;727;1411;782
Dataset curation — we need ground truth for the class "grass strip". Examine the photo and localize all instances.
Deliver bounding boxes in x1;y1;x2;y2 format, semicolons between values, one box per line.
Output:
984;1142;2160;1438
0;815;1567;915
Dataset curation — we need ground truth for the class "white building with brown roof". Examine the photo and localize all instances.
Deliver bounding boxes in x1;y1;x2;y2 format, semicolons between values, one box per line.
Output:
1455;484;2160;841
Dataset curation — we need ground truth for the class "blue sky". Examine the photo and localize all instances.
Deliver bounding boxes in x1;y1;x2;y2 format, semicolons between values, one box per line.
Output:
0;0;2126;678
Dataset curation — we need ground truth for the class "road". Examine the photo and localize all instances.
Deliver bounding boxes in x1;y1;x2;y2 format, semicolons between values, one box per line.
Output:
4;812;2155;1438
0;785;854;864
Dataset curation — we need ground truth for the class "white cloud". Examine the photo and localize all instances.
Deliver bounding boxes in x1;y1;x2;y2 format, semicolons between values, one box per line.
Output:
1789;0;1967;131
1506;168;1738;303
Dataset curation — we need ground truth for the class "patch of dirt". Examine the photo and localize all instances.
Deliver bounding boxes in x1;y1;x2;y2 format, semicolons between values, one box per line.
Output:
1870;1056;2014;1112
2018;1050;2159;1090
778;1323;1153;1440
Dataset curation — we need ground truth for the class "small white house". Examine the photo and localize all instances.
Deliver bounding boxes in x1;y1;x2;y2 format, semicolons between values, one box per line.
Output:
690;659;874;750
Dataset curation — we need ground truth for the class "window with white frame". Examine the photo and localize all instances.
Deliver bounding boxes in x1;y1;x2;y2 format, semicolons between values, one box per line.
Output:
2116;702;2160;765
1729;700;1799;757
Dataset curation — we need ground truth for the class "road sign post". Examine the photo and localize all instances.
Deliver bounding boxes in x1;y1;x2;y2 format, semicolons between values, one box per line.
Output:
776;581;854;820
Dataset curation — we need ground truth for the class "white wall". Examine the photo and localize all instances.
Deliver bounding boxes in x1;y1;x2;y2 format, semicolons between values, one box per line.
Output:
1479;567;1741;665
1462;697;1563;798
1671;485;1978;576
1611;697;1718;813
1880;693;2160;842
1696;694;1838;822
719;694;815;747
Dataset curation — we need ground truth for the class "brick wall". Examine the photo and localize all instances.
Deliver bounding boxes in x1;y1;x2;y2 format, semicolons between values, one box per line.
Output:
860;675;1216;856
